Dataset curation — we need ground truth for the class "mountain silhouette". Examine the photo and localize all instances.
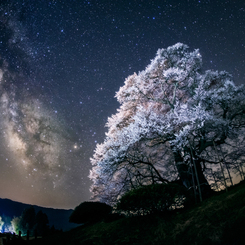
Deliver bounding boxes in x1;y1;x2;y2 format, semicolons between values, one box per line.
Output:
0;198;78;231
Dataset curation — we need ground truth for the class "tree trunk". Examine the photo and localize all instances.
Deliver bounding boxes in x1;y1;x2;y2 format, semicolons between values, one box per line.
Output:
173;151;212;200
192;158;213;198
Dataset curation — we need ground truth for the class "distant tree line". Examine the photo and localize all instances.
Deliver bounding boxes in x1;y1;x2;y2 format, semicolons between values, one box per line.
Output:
12;207;60;237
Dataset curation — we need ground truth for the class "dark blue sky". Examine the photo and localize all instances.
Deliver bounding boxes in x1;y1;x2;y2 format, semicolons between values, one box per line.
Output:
0;0;244;209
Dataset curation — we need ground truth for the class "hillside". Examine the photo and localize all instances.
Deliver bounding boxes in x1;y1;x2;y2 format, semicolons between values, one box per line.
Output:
0;198;78;231
28;180;245;245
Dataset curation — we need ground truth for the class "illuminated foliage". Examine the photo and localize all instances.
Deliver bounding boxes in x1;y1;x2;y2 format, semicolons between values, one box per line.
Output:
90;43;245;205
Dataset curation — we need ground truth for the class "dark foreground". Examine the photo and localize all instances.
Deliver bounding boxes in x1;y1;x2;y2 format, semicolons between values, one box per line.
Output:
8;181;245;245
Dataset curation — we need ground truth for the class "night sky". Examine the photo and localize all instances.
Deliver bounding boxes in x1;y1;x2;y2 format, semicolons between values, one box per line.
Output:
0;0;244;209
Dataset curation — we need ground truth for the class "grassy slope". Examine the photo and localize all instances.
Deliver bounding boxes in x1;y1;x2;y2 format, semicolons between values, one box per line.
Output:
30;181;245;245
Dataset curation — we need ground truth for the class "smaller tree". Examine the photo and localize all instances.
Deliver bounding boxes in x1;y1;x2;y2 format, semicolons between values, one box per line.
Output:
35;210;49;236
69;201;112;224
116;183;189;216
11;216;21;234
0;216;4;232
19;206;36;235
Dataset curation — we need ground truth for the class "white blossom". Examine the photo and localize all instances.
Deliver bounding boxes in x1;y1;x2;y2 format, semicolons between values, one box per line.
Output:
89;43;245;204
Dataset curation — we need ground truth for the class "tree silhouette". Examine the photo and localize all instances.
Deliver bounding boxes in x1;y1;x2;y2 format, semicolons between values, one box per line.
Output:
35;210;49;236
69;202;112;224
19;206;36;235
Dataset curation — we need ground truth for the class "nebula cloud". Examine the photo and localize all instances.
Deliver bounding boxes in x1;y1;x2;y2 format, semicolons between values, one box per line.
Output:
0;80;70;189
0;66;81;208
0;3;92;208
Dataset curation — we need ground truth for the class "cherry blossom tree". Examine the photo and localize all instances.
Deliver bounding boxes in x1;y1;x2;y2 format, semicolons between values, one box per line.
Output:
89;43;245;204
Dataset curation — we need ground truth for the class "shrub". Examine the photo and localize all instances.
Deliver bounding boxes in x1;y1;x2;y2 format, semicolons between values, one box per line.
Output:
116;183;188;216
103;213;124;223
69;201;112;224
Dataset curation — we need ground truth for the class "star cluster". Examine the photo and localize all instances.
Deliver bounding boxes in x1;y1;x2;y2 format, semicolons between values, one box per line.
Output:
0;0;244;209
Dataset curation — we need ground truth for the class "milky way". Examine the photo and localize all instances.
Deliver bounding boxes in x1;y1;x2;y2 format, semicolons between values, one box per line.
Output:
0;4;88;208
0;67;83;208
1;86;67;186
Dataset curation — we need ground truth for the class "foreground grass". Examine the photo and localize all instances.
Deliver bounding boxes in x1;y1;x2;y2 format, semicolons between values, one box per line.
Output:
30;181;245;245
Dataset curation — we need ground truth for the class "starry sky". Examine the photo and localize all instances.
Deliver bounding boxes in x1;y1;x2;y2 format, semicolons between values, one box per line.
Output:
0;0;244;209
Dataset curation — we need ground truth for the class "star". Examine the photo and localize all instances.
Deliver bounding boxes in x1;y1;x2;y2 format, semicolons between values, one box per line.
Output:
0;0;244;209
